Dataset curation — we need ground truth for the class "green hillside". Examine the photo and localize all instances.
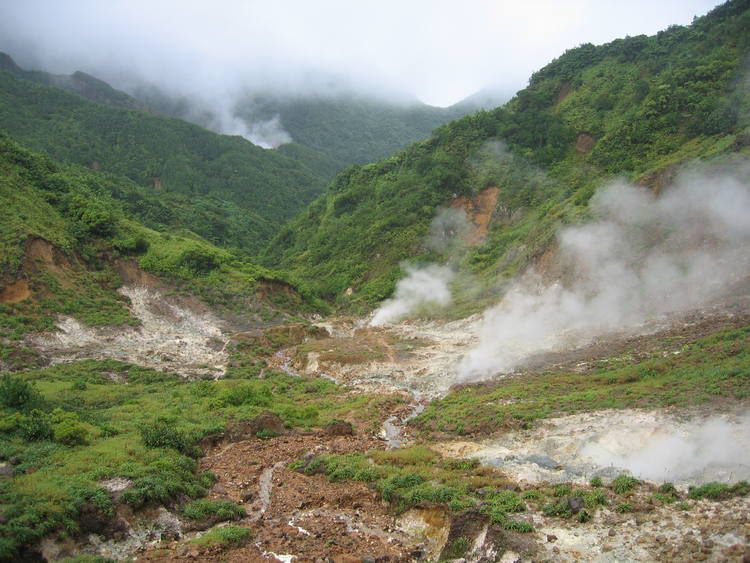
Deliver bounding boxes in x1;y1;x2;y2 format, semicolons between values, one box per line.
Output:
0;52;147;112
0;64;331;253
267;0;750;308
0;135;318;346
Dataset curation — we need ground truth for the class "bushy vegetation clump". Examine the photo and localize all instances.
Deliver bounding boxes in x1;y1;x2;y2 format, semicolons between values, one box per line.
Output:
181;498;246;522
688;480;749;500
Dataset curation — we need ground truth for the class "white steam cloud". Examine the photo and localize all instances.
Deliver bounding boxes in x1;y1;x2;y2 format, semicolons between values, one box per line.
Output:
581;411;750;483
459;164;750;379
209;110;292;148
370;265;455;326
425;208;473;257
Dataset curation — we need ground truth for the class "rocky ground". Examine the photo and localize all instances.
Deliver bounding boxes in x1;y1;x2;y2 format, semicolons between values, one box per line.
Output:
21;281;750;561
32;285;229;378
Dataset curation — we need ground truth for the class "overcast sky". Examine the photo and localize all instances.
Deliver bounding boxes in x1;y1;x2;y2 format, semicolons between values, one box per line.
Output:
0;0;721;107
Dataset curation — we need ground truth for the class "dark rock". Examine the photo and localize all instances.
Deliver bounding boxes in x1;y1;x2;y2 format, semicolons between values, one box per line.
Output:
199;432;225;450
77;502;112;535
227;411;286;441
162;528;181;541
525;454;559;470
325;420;354;436
547;534;557;542
568;496;585;514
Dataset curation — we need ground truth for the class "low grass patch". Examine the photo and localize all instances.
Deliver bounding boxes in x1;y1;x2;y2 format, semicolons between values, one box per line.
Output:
190;525;252;549
293;445;514;515
182;499;246;522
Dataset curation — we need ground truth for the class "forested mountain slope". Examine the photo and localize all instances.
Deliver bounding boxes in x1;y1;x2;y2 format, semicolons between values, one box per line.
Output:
267;0;750;308
0;63;330;253
0;52;147;112
233;93;467;167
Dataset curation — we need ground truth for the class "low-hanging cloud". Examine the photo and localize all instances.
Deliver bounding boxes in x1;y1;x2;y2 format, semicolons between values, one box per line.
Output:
0;1;716;108
459;163;750;379
370;265;455;326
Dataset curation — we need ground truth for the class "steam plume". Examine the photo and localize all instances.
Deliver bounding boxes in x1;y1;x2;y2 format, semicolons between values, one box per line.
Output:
581;411;750;483
370;265;455;326
425;208;473;257
459;163;750;379
209;109;292;148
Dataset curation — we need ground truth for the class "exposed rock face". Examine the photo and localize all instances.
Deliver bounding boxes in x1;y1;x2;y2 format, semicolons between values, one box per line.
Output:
31;285;228;378
435;408;750;487
450;186;501;246
0;279;31;303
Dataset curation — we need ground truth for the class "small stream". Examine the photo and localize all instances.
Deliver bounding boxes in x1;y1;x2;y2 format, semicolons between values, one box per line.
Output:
381;396;426;448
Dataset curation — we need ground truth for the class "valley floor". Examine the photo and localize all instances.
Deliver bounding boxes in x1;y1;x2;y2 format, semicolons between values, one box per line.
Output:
2;279;749;562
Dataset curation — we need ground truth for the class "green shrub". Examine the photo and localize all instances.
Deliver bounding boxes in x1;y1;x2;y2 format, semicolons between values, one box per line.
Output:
542;498;573;518
139;419;193;454
443;458;480;471
504;519;534;533
615;502;632;513
18;410;52;441
53;419;89;446
182;499;246;522
71;380;87;391
64;191;115;237
50;409;89;446
589;476;603;487
653;482;680;503
612;474;639;494
178;247;222;275
0;375;35;409
219;384;269;407
688;481;749;500
113;236;149;255
553;484;572;497
584;489;608;508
